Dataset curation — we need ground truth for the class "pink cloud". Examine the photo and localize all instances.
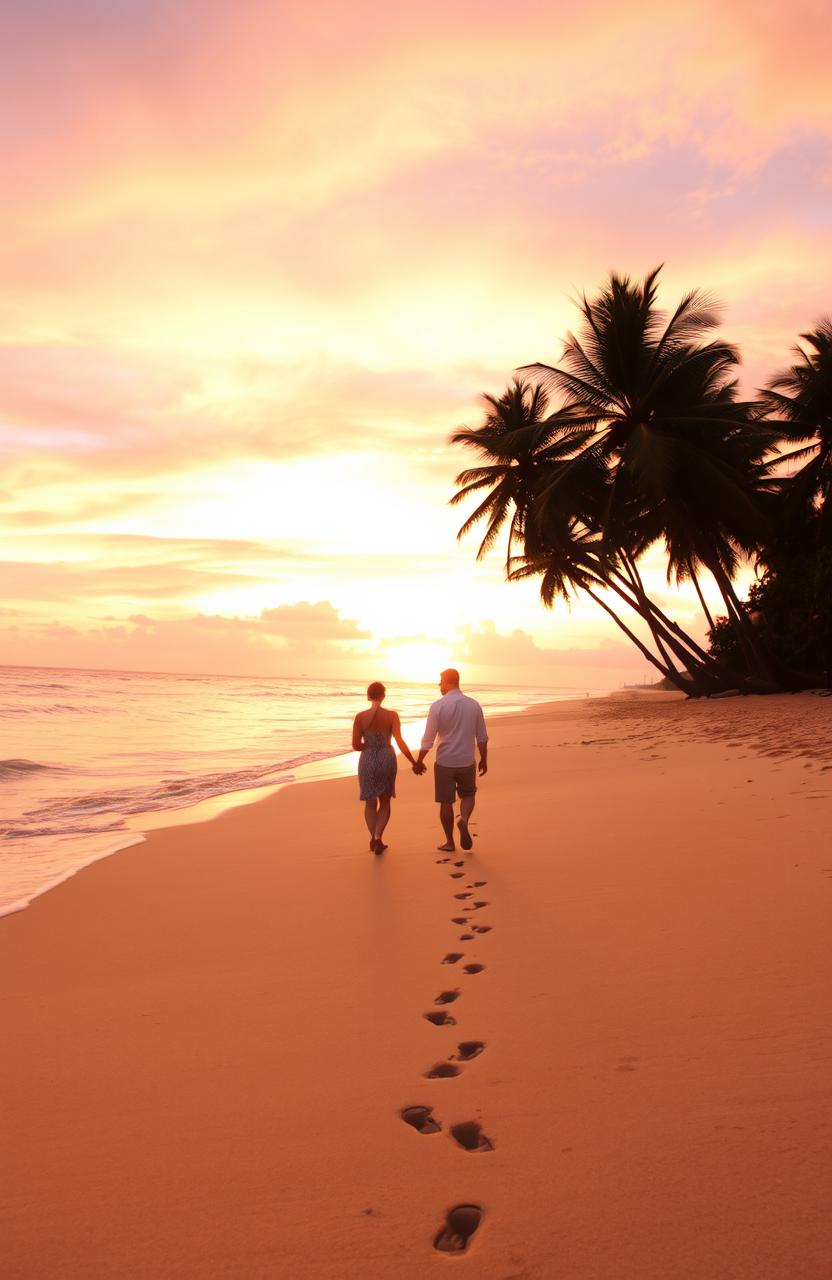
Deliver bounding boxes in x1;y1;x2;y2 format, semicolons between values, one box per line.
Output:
0;601;370;677
459;620;634;673
1;2;830;678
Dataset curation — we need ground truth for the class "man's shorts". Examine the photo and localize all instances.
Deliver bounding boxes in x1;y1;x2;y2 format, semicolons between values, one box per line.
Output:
434;762;477;805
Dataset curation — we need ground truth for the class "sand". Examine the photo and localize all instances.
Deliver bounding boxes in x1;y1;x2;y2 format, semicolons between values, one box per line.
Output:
2;691;831;1278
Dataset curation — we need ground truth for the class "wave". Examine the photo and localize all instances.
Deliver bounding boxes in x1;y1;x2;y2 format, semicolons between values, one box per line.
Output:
0;758;60;779
1;819;127;839
20;750;339;824
0;703;102;718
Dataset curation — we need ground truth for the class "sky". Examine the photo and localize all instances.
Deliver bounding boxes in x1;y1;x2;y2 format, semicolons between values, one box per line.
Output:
1;0;830;688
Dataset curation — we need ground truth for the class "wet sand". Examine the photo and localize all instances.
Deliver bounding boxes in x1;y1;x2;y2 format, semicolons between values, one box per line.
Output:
2;691;831;1278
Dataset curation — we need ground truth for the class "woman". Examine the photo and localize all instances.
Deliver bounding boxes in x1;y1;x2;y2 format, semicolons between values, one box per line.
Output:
352;681;418;854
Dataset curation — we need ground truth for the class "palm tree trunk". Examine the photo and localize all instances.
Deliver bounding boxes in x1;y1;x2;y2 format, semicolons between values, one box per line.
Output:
618;556;682;675
584;586;705;695
690;566;716;631
615;556;716;667
608;567;725;688
706;556;780;687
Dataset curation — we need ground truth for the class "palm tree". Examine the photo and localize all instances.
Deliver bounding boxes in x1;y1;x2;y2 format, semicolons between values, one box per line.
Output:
450;379;553;572
452;268;778;692
520;267;778;686
752;320;832;686
451;381;726;694
758;318;832;539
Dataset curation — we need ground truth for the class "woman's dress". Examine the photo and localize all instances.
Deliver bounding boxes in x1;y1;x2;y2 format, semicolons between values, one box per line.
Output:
358;728;397;800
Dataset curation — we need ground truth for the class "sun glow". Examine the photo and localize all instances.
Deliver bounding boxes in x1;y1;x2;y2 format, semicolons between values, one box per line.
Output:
385;641;455;685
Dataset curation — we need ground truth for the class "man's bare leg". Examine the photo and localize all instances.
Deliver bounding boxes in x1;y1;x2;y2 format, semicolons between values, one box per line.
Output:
374;795;392;851
437;801;455;852
457;792;476;851
364;798;378;848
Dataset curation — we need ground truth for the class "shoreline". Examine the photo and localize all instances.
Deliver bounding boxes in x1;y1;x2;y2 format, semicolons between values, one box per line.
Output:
1;689;584;922
3;691;831;1278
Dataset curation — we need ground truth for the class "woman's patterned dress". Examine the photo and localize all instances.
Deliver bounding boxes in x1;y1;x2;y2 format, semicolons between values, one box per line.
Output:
358;729;397;800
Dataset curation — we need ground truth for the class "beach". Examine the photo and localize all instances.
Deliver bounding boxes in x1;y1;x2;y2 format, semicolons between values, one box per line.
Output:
3;691;831;1278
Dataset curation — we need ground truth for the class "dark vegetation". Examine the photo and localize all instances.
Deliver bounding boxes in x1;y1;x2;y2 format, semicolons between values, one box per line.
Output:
450;269;832;695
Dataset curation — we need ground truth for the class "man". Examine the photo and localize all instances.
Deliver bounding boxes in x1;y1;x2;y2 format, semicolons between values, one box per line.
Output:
414;669;488;853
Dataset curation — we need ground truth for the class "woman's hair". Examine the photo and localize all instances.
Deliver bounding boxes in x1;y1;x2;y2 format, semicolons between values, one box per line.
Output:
367;681;386;702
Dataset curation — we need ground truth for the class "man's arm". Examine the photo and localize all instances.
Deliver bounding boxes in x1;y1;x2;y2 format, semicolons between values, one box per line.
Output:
415;703;439;771
476;705;488;775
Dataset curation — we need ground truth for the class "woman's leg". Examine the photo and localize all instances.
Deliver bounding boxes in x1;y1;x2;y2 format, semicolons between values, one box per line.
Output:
364;798;378;842
374;794;392;844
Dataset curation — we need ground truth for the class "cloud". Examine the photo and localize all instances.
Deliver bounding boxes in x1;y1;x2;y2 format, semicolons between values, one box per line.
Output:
257;601;370;650
0;535;292;604
2;1;830;678
0;341;484;483
125;599;371;654
460;621;553;668
0;600;371;677
459;620;634;673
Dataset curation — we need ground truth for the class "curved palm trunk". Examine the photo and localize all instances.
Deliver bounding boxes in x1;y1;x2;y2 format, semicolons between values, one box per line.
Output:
583;585;709;695
618;556;682;676
616;555;719;669
608;565;727;690
690;566;717;632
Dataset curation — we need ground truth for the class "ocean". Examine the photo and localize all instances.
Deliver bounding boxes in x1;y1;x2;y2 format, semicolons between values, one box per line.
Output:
0;665;597;917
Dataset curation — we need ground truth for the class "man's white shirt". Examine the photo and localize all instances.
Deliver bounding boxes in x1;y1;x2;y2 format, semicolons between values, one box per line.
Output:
420;689;488;767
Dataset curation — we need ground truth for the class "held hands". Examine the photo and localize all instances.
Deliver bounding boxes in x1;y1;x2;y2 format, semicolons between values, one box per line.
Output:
410;751;427;775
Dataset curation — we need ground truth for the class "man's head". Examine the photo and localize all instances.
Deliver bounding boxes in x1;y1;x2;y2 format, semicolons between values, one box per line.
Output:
439;668;460;695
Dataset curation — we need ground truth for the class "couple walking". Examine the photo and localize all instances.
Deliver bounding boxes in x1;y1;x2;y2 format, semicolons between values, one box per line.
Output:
352;668;488;855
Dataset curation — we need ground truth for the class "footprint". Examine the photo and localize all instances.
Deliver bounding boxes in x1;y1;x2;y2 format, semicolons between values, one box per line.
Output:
442;953;464;965
453;861;464;868
434;1204;483;1253
470;901;488;910
451;916;468;925
472;881;487;887
454;1041;484;1061
401;1105;441;1134
450;872;464;879
472;925;491;934
436;857;451;864
454;892;473;900
424;1011;456;1027
434;990;461;1005
424;1062;461;1078
463;964;485;975
450;1121;494;1152
459;934;474;941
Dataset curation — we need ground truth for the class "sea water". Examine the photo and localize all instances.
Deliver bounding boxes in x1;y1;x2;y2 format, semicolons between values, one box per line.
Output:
0;665;595;916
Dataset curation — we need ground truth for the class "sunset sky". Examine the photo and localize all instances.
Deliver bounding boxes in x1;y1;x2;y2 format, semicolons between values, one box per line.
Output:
2;0;830;687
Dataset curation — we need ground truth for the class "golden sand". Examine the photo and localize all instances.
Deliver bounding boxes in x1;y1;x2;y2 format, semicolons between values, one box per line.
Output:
2;692;831;1278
